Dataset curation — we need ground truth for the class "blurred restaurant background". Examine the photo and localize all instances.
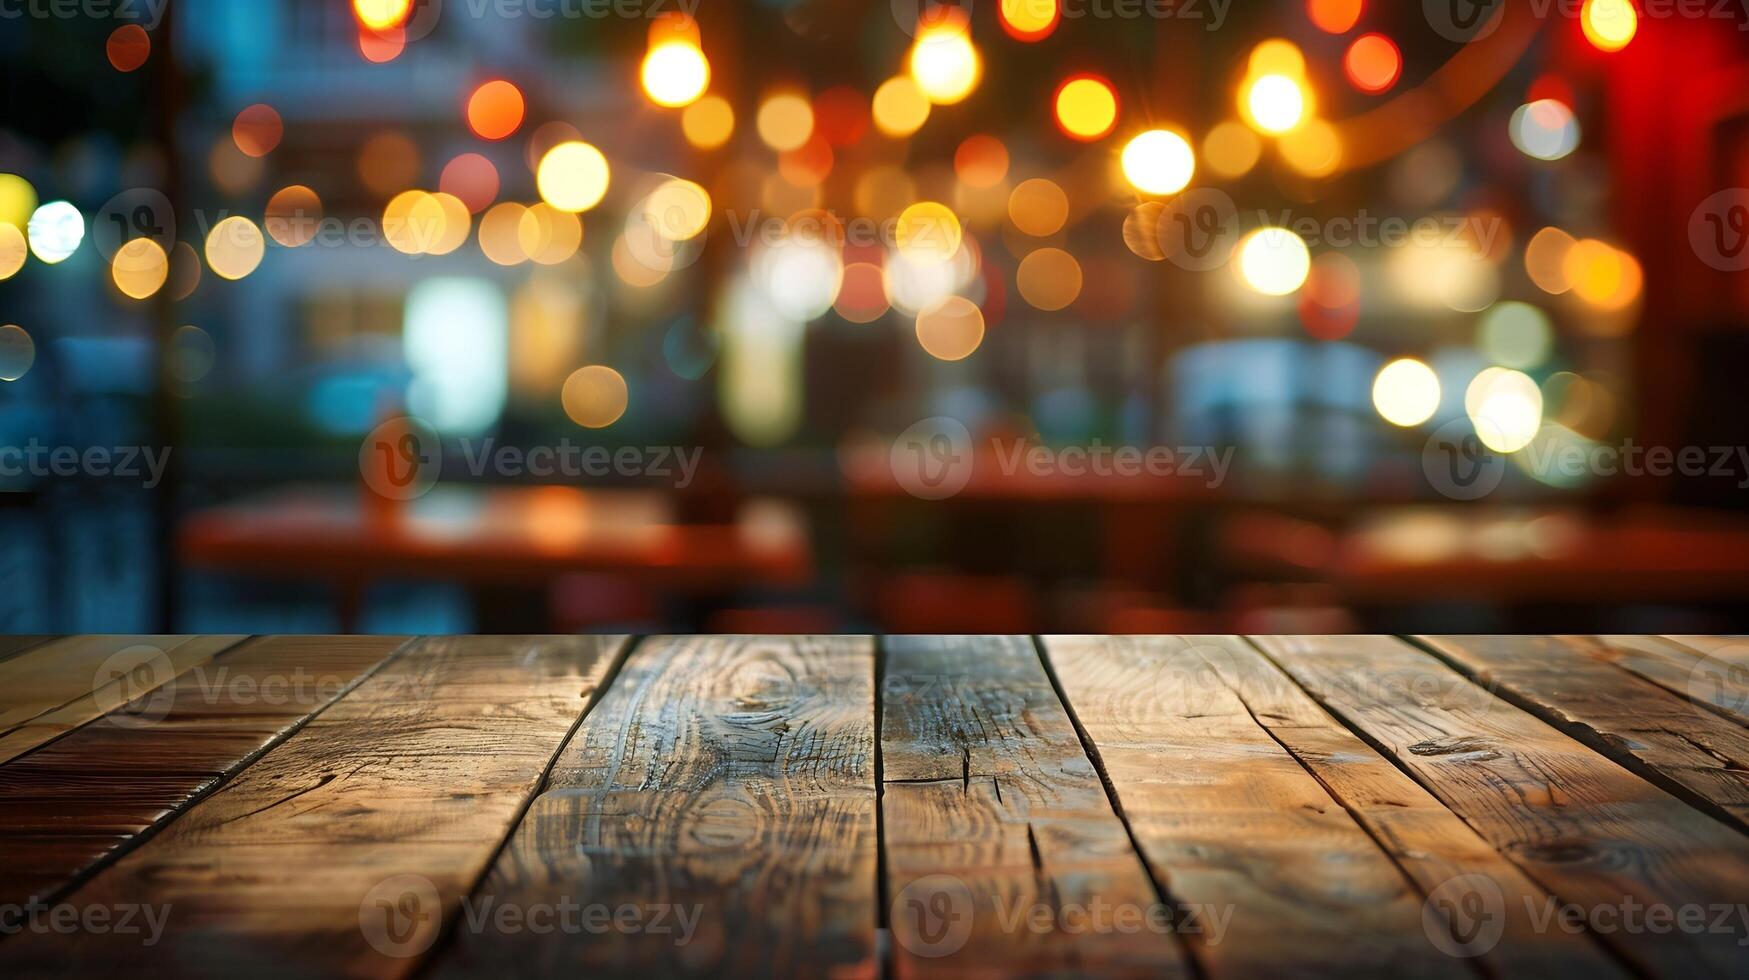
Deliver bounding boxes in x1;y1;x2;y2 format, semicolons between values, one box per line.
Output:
2;0;1749;634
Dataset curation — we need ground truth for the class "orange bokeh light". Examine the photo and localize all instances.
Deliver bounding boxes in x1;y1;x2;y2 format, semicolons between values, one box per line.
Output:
466;80;526;141
1307;0;1362;33
106;25;149;72
232;104;284;158
1343;33;1402;94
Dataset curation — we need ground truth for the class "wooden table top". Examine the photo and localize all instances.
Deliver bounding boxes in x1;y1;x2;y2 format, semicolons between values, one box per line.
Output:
178;485;811;588
0;634;1745;978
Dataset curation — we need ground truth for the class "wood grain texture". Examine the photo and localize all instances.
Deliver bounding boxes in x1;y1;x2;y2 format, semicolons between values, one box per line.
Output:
1418;635;1749;832
0;636;248;764
1041;635;1468;979
880;635;1189;980
0;635;409;914
1178;635;1630;978
0;635;626;980
1603;636;1749;727
0;636;51;665
1253;634;1749;977
430;635;878;980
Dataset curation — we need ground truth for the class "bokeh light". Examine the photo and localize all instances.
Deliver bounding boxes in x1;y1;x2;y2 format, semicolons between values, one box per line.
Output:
1053;75;1118;142
265;184;323;247
1563;238;1643;311
1372;358;1440;427
999;0;1059;40
562;365;630;428
1008;178;1069;237
107;25;150;72
834;262;890;323
915;296;986;361
384;190;443;254
955;135;1010;189
233;104;283;157
0;325;34;382
1120;129;1195;196
1016;247;1083;311
1243;74;1308;134
537;141;611;213
353;0;412;30
642;41;710;108
872;77;931;138
26;201;83;264
204;215;265;279
0;173;37;231
517;203;581;265
1344;34;1401;94
466;80;525;141
1279;119;1343;178
1236;228;1311;296
682;95;736;149
1203;122;1262;178
479;202;531;266
642;178;712;241
1466;367;1544;452
358;131;420;198
1307;0;1362;33
1525;226;1575;294
0;224;26;280
1581;0;1637;51
111;238;169;299
1510;100;1580;161
439;153;500;214
756;93;815;152
813;87;870;147
909;22;981;105
896;201;964;264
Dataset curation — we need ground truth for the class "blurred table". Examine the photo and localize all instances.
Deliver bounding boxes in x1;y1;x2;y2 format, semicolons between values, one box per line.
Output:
179;484;811;628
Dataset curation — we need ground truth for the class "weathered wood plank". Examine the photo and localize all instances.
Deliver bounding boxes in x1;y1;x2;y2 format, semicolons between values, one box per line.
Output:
0;635;626;979
880;635;1190;979
1253;634;1749;977
1621;636;1749;726
1418;635;1749;833
430;635;878;980
0;635;409;914
1179;635;1631;977
0;636;51;665
0;636;247;763
1041;635;1468;979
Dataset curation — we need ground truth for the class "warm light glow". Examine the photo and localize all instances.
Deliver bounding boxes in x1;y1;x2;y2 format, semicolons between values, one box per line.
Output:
909;24;981;105
26;201;83;264
756;93;815;152
1248;40;1306;78
682;95;735;149
955;135;1010;188
1279;120;1342;178
1008;178;1069;237
517;203;582;266
642;178;712;241
915;296;986;361
1372;358;1440;427
0;173;37;232
1466;367;1543;453
1203;122;1262;178
204;215;265;279
479;202;530;266
1344;33;1402;93
0;223;24;280
265;185;323;247
1563;238;1643;311
232;104;283;157
872;77;931;138
106;24;150;72
353;0;412;30
383;190;444;255
641;41;710;108
562;365;630;428
999;0;1059;40
1243;74;1308;134
1307;0;1362;33
1237;228;1312;296
439;153;500;213
1525;226;1576;294
834;262;890;323
537;141;611;213
896;201;964;264
1053;75;1118;141
426;192;472;256
111;238;168;299
1581;0;1637;51
1016;247;1082;311
1121;129;1195;196
466;80;525;141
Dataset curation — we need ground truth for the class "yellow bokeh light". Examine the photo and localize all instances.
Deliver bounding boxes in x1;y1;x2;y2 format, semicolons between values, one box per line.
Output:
1016;247;1083;311
1054;76;1118;141
1466;367;1543;453
1563;239;1642;311
915;296;985;361
999;0;1058;38
1121;129;1195;196
0;223;25;280
896;201;963;265
479;202;530;266
204;215;265;280
1008;178;1069;237
0;173;36;232
1581;0;1637;51
426;192;472;256
1249;39;1307;78
111;238;169;299
872;76;931;138
1237;228;1311;296
1278;119;1342;177
382;190;443;255
537;141;611;213
352;0;411;30
641;41;710;108
756;93;814;152
265;184;324;248
909;25;981;105
1525;226;1575;294
1372;358;1440;427
1243;74;1309;134
562;365;630;428
517;203;582;266
1203;121;1262;178
682;95;735;149
642;178;712;241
